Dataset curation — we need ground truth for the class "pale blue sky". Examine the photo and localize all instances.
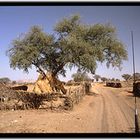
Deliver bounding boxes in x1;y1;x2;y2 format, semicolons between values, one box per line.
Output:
0;6;140;82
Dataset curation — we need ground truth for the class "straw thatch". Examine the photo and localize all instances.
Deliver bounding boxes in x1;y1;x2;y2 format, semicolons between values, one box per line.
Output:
33;72;66;94
33;73;53;94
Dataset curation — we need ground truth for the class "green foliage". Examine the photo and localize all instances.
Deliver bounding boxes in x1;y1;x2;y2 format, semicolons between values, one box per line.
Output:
94;75;101;82
133;73;140;81
122;74;131;81
0;77;11;84
7;15;128;77
101;77;108;82
7;26;53;72
72;72;90;82
111;78;115;81
12;81;17;84
116;79;120;81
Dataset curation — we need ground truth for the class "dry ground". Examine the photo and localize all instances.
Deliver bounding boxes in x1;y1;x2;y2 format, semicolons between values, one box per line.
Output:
0;83;139;133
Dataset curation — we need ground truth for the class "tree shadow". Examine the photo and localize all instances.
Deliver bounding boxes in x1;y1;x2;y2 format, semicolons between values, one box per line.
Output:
86;92;99;96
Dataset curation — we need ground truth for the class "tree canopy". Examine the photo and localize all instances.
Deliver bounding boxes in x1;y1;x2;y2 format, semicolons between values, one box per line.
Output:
101;77;108;82
7;15;128;78
94;74;101;82
0;77;11;84
133;73;140;81
122;74;132;81
72;72;90;82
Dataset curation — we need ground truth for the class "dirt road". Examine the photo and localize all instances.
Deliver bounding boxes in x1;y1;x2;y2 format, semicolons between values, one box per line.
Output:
0;83;137;133
92;84;135;133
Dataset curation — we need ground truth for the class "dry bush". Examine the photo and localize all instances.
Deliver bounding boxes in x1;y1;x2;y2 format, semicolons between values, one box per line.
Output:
0;83;52;110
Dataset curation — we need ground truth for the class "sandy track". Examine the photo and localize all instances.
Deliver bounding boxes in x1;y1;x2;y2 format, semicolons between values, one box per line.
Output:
97;85;135;133
0;83;136;133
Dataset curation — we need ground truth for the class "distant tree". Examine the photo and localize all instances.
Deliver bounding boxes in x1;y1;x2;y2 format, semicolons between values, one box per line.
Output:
133;73;140;81
72;71;90;82
107;78;111;81
122;74;131;81
101;77;108;82
111;78;115;81
7;15;128;94
94;75;101;82
12;81;17;84
116;79;120;81
0;77;11;84
67;80;75;84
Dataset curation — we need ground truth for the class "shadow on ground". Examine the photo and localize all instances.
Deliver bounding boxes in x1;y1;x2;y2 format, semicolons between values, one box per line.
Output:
87;92;99;96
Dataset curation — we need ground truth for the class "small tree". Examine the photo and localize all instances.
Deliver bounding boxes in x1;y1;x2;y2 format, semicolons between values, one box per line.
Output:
133;73;140;81
72;72;90;82
111;78;115;81
116;79;120;81
7;15;127;94
122;74;131;81
12;81;17;84
101;77;108;82
0;77;11;84
94;75;101;82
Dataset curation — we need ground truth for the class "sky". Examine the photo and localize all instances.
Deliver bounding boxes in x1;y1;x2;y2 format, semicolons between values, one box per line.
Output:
0;6;140;82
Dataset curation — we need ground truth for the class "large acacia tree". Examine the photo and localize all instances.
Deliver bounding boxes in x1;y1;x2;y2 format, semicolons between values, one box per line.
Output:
7;15;127;92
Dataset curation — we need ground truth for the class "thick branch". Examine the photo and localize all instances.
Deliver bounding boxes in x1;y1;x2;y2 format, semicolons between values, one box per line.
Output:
53;62;65;76
32;62;46;77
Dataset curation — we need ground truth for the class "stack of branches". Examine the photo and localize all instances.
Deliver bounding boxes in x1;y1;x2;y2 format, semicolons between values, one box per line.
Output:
0;83;63;110
64;83;86;110
66;82;81;86
0;82;88;111
0;82;19;110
